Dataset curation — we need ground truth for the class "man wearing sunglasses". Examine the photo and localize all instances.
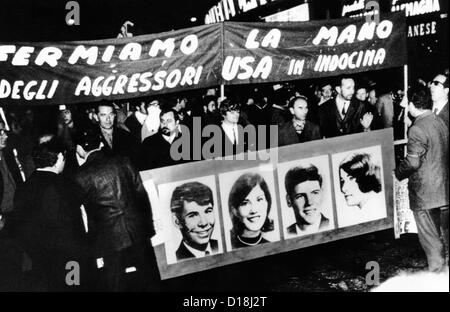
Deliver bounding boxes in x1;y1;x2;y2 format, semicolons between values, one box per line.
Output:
429;73;449;128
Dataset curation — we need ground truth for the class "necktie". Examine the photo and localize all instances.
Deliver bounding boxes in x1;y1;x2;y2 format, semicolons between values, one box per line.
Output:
205;250;210;256
341;102;347;117
233;127;238;145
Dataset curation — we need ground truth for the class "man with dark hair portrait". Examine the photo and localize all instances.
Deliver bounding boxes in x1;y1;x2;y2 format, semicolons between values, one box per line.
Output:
284;164;330;236
170;182;218;261
396;85;449;273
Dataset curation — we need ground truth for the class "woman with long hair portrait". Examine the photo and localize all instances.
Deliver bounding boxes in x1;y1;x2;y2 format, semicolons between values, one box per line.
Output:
228;172;274;249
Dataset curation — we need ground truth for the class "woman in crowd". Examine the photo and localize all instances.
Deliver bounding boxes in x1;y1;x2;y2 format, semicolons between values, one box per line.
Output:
338;152;387;227
228;172;274;249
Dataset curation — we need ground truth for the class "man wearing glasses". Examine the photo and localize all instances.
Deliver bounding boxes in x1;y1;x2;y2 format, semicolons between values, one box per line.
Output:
429;72;449;268
429;73;449;128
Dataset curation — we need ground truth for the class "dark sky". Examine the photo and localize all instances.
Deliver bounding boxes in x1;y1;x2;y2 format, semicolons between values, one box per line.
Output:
0;0;218;42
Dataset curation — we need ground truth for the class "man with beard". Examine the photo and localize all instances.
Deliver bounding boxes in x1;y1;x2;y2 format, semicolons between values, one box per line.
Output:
284;164;331;237
139;108;184;170
170;182;219;261
319;76;382;138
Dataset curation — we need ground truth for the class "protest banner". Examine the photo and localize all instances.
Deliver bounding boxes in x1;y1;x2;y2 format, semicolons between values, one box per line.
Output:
1;13;406;105
141;128;395;279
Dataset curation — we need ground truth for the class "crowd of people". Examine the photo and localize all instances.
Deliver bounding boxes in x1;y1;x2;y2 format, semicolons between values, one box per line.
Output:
0;71;448;291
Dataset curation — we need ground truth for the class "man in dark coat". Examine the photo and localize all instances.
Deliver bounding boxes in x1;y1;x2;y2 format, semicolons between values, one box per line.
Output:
6;137;88;291
430;73;449;128
396;85;449;272
278;96;321;147
139;108;185;170
74;129;156;291
319;76;382;138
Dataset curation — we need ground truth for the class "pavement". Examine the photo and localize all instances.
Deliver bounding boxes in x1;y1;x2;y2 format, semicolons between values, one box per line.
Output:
0;229;431;292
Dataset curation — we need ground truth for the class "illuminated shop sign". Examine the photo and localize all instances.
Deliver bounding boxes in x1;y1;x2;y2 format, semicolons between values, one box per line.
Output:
391;0;441;17
391;0;444;38
205;0;280;24
264;3;310;22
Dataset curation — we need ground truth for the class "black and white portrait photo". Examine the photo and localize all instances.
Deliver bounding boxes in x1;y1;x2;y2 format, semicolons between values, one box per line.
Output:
157;176;223;264
218;166;280;251
332;145;387;228
277;155;335;238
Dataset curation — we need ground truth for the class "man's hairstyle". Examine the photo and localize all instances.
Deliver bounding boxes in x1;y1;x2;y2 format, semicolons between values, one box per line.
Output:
95;100;116;114
339;75;355;86
288;95;309;108
203;95;217;107
339;153;382;193
170;182;214;217
439;73;449;88
228;172;274;235
285;164;322;198
160;107;180;122
74;128;103;152
408;85;432;110
356;84;369;92
219;98;241;117
320;80;333;89
32;136;66;169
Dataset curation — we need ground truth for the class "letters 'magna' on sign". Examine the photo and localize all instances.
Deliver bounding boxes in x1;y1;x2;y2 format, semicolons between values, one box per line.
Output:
0;13;406;105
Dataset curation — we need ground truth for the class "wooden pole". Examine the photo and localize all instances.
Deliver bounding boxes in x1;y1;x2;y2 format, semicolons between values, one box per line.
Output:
403;64;408;157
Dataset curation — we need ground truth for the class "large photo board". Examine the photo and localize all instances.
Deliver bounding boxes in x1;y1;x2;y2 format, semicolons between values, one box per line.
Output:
140;128;395;279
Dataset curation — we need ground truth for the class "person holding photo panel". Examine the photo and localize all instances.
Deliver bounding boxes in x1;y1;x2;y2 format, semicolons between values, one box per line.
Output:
284;164;330;237
171;182;219;261
338;153;386;227
228;173;274;249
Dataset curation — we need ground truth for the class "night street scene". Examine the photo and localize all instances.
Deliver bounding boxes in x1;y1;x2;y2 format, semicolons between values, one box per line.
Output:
0;0;448;296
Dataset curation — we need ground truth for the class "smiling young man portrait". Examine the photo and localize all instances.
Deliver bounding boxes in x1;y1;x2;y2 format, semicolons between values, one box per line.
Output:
170;181;219;261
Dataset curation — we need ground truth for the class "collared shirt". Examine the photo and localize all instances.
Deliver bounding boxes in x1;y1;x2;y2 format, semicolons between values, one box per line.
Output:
183;241;213;258
162;133;176;144
101;128;113;149
135;111;147;125
221;122;239;145
336;97;350;119
292;119;305;134
162;129;180;144
432;101;448;115
296;220;321;236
